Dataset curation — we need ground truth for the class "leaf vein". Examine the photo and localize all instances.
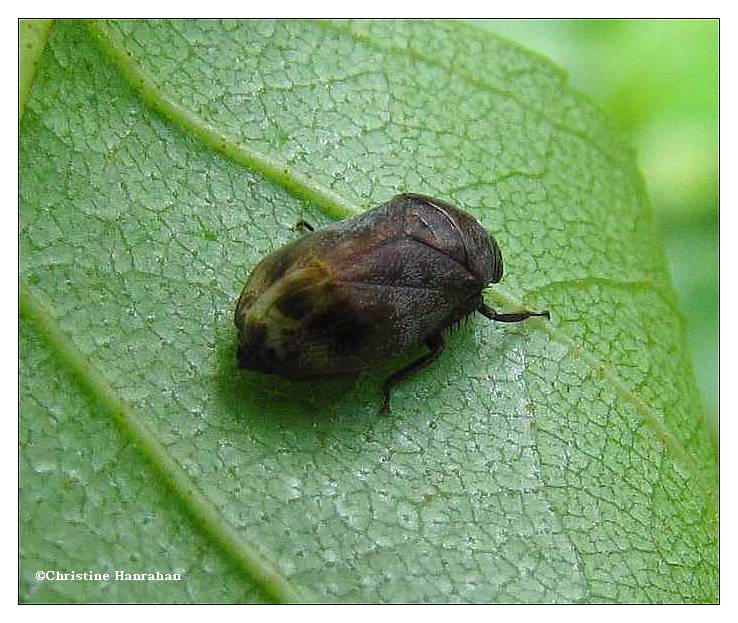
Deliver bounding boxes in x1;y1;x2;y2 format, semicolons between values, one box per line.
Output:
19;282;312;604
490;283;717;510
318;19;631;169
85;19;361;222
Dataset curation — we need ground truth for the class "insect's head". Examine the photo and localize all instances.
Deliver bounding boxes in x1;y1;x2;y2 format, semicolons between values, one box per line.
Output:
400;193;504;286
439;202;504;286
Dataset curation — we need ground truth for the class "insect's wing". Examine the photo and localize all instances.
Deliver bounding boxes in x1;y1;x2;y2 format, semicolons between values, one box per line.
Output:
328;233;482;358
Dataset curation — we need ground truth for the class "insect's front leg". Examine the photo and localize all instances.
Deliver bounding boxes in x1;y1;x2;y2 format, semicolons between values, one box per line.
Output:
478;302;550;322
381;334;445;414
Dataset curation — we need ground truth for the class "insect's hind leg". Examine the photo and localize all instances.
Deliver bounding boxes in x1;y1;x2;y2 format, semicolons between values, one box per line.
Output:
294;219;315;232
478;302;550;322
381;334;445;414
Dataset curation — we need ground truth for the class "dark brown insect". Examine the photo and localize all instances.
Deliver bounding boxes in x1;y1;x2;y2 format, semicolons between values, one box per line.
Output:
234;193;548;412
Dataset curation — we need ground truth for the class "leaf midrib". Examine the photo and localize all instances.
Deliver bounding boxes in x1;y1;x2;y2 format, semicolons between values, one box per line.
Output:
86;20;359;222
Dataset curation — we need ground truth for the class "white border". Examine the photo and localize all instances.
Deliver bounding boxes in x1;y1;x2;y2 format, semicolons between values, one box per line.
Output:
7;7;727;617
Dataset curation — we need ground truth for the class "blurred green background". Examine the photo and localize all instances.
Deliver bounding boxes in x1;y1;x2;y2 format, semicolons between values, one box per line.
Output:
473;19;718;443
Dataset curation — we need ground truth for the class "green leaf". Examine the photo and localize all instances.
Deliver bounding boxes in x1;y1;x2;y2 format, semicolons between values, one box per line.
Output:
19;19;53;119
19;20;717;603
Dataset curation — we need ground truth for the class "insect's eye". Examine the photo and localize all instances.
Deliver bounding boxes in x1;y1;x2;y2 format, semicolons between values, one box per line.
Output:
489;237;503;283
